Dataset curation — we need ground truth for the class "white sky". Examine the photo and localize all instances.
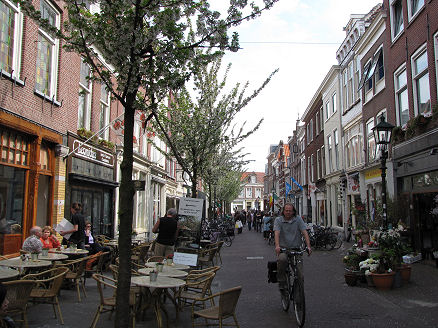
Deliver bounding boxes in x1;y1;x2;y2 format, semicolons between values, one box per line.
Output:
209;0;380;173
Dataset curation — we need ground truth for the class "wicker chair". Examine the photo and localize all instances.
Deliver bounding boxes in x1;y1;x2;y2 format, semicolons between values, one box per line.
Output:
2;280;36;328
178;271;216;321
192;286;242;328
198;247;219;268
84;251;111;286
131;243;150;264
22;267;69;325
55;256;89;302
187;266;221;299
146;256;165;263
90;274;137;328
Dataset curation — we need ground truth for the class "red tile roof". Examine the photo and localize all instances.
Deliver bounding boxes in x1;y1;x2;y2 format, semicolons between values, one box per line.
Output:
241;172;265;184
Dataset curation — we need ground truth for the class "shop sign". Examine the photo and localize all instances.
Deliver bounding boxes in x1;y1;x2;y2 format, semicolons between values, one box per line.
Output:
72;139;114;167
365;168;381;180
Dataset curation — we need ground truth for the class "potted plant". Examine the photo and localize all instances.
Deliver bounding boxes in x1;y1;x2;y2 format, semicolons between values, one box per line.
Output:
343;252;362;286
166;254;174;266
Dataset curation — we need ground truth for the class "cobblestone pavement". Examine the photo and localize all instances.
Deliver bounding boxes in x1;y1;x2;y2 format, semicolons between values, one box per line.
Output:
24;227;438;327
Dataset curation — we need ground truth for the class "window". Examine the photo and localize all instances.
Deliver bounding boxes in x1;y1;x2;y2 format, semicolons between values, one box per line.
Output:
332;93;337;113
306;124;310;145
78;59;92;129
319;107;324;132
0;0;22;77
1;129;30;166
307;156;311;184
327;135;332;173
354;57;360;101
251;175;256;183
316;149;321;180
35;0;59;97
359;48;384;99
311;154;314;182
99;84;110;139
334;129;339;170
376;49;384;82
133;121;140;152
412;48;430;115
345;124;364;169
325;102;329;120
321;146;326;176
366;119;375;162
394;66;409;126
309;119;313;142
255;188;261;198
342;69;348;111
408;0;424;20
347;62;353;107
316;112;320;135
391;0;404;39
246;187;252;198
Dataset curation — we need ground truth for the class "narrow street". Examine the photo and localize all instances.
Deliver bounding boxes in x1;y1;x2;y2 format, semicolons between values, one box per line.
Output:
214;227;438;328
25;227;438;328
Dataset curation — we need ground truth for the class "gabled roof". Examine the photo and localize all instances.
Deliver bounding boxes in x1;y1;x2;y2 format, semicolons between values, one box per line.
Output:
241;172;265;184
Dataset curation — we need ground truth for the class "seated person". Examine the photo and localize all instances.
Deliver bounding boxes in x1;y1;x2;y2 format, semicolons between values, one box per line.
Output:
22;226;43;253
84;222;110;255
40;226;61;249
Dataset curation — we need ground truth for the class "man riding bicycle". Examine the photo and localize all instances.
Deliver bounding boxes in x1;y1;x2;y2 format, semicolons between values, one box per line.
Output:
274;203;312;291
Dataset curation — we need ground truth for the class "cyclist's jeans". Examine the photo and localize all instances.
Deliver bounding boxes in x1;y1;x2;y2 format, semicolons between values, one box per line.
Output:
277;253;303;287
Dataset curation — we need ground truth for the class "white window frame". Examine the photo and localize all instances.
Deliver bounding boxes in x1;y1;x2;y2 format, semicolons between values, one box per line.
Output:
394;63;409;127
319;107;324;131
332;92;337;114
374;47;385;93
310;154;314;182
334;129;339;171
321;146;326;176
316;112;320;135
342;69;348;111
411;45;431;116
316;149;321;180
99;84;110;139
407;0;424;22
325;102;329;121
366;118;375;162
327;135;333;173
390;0;404;40
78;59;92;130
0;0;23;79
35;0;60;97
246;187;252;198
309;119;313;142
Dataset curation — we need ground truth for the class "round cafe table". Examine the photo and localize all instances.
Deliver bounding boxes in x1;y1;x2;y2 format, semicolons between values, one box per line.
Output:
138;267;188;279
145;262;190;271
0;267;20;281
38;253;69;261
0;257;52;274
131;276;185;328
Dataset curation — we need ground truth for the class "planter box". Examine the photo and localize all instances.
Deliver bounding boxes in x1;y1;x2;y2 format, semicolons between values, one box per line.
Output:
403;254;422;264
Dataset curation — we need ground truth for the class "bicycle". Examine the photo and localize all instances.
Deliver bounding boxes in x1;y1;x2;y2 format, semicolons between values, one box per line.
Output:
267;229;274;246
280;248;306;327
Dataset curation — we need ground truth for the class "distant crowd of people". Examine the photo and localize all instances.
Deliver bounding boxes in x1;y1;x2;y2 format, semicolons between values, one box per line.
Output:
232;209;276;238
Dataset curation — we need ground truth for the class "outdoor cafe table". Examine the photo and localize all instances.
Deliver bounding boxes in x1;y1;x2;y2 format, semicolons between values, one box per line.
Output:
145;262;190;271
131;276;186;328
38;253;69;261
0;267;20;281
0;257;52;274
50;248;89;255
137;267;188;279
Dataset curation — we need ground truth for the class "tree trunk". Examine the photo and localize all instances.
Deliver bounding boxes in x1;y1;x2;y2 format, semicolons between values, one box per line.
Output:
191;169;198;198
115;96;135;327
208;182;213;218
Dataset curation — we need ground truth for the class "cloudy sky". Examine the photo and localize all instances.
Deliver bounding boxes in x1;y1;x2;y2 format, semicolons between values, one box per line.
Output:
209;0;380;173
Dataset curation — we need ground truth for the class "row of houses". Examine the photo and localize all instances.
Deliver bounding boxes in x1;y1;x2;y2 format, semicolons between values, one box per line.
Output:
0;0;198;255
264;0;438;254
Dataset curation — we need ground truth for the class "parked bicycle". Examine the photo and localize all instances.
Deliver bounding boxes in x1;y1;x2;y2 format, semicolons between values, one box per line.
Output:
307;225;342;250
280;248;307;327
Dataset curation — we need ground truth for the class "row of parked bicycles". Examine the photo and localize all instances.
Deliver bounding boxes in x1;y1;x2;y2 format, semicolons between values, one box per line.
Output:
201;217;235;247
306;224;343;250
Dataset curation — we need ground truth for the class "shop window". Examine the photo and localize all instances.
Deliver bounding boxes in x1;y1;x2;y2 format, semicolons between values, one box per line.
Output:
0;129;30;166
0;165;25;234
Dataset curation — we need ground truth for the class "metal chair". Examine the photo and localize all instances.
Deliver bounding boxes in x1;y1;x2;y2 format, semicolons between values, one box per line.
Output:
192;286;242;328
2;280;36;328
22;267;69;325
90;274;137;328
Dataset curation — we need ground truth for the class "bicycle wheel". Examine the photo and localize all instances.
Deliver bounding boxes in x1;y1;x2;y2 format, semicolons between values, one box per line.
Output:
281;272;290;311
221;234;232;247
292;278;306;327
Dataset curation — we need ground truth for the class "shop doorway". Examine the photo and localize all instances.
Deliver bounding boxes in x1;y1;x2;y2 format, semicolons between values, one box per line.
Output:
71;188;114;238
413;192;438;257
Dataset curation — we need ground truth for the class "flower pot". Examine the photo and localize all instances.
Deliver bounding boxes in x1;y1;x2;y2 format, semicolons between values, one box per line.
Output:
166;258;173;266
31;253;38;261
150;271;158;282
365;274;374;287
156;263;164;272
372;272;395;290
42;248;49;256
344;269;359;287
398;264;412;283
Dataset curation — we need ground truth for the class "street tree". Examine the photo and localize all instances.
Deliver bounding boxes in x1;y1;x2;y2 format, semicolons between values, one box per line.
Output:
19;0;278;325
153;56;277;198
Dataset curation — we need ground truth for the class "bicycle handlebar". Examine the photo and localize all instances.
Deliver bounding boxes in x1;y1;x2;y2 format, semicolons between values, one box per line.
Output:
280;248;308;255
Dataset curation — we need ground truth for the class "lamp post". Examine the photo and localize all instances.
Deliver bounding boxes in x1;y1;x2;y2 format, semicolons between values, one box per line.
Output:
372;116;395;230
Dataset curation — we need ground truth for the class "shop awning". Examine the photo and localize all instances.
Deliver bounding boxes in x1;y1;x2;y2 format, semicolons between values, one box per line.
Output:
69;173;119;188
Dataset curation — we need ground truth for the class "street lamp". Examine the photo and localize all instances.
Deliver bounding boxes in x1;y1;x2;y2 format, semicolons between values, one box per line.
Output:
372;116;395;230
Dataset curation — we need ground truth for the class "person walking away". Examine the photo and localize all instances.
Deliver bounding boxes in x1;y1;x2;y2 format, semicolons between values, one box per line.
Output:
60;203;86;249
247;211;252;231
274;204;312;292
22;226;43;253
152;208;179;257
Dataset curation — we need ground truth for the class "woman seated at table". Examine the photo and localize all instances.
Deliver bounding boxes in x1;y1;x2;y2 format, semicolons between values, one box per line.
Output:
84;221;110;255
40;226;61;249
